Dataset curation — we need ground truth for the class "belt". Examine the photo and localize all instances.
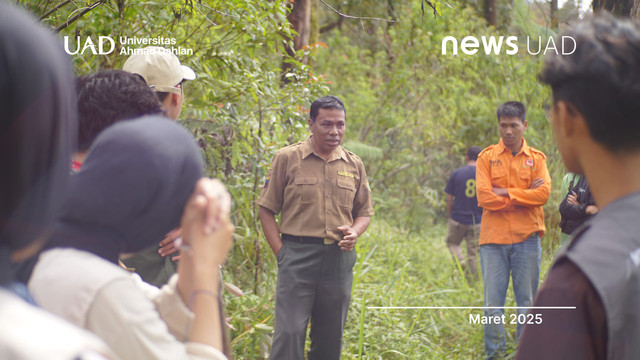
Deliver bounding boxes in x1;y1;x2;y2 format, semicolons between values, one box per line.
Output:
282;234;335;245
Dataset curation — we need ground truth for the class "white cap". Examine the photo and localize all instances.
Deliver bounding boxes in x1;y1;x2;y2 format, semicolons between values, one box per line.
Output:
122;46;196;94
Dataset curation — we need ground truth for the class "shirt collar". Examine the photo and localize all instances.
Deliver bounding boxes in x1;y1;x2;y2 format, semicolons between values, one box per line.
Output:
302;136;347;162
497;137;531;156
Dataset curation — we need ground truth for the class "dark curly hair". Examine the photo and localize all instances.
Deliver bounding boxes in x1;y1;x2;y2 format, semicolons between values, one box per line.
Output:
76;70;163;151
540;13;640;152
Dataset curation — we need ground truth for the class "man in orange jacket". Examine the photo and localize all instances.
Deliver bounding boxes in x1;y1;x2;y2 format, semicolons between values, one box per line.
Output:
475;101;551;359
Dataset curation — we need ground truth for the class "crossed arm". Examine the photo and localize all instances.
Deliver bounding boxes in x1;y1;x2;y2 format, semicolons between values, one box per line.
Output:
476;156;551;210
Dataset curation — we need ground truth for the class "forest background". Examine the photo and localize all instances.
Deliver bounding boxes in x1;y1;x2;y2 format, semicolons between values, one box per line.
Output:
16;0;626;358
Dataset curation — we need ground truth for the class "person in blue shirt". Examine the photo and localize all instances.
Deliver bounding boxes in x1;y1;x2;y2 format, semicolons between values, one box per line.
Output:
444;146;483;281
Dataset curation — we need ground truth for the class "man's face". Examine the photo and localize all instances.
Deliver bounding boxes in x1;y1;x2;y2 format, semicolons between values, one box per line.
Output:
308;107;346;156
498;116;527;151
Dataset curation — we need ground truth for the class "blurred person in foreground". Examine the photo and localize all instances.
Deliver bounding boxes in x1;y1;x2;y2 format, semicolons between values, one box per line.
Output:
28;117;234;360
517;13;640;359
14;70;166;285
71;70;164;172
0;2;115;358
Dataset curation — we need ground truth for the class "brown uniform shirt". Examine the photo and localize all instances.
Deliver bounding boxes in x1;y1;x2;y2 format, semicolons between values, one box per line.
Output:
257;137;374;242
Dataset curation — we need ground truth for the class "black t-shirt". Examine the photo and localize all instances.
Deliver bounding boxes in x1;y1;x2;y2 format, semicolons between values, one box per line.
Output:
444;165;483;225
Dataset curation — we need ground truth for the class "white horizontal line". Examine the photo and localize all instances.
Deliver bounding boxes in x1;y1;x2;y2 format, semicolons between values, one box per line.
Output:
367;306;576;310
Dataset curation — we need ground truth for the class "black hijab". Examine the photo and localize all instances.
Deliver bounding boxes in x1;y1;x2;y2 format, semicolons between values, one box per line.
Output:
48;117;204;264
0;3;77;286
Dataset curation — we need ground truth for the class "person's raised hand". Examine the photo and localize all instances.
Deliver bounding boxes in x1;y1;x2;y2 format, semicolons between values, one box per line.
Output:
567;192;580;206
180;178;234;267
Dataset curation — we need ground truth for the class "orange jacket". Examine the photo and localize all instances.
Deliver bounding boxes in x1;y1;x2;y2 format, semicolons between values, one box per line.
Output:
476;138;551;245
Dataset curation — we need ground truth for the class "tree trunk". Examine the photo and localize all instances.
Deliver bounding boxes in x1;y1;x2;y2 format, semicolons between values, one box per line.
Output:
384;0;396;67
281;0;310;83
550;0;558;28
631;0;640;18
484;0;497;26
287;0;311;57
310;0;319;46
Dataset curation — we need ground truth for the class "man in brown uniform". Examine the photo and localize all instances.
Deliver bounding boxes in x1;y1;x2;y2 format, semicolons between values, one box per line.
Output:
258;95;374;360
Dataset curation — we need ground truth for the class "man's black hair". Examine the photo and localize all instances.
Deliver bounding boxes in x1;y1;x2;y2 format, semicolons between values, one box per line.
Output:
76;70;163;151
309;95;346;122
496;101;526;123
540;13;640;152
467;146;483;161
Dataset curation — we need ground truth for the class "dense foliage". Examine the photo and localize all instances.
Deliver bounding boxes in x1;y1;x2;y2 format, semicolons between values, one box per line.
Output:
313;0;565;233
19;0;572;357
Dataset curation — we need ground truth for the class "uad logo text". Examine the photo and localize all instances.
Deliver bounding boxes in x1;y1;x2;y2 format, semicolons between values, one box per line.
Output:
64;36;116;55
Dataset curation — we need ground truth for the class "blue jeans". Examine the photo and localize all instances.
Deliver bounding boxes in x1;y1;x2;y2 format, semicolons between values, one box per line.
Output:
479;233;541;359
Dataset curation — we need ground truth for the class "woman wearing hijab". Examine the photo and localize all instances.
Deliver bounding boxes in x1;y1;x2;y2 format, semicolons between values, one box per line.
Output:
28;117;234;360
0;3;117;359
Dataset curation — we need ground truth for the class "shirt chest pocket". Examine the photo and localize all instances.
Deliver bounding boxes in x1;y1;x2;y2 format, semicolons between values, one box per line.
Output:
490;166;508;188
518;167;533;187
294;176;318;203
336;177;356;207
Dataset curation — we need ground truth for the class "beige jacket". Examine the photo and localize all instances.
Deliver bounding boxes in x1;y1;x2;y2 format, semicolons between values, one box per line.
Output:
29;248;227;360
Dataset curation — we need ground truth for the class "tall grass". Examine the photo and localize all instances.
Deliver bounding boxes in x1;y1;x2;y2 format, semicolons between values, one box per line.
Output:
342;221;556;359
224;220;557;359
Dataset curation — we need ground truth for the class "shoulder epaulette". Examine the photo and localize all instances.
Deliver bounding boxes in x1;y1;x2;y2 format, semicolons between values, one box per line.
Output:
342;147;361;160
278;141;305;152
478;145;495;158
528;147;547;159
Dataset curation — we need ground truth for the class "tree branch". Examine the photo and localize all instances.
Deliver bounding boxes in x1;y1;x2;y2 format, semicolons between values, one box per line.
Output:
194;2;219;27
320;15;344;33
319;0;397;23
378;163;412;187
198;1;232;19
39;0;73;21
55;0;105;33
377;155;433;187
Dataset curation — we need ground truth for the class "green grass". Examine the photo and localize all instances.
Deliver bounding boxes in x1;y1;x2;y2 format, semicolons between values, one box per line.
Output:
224;220;557;359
